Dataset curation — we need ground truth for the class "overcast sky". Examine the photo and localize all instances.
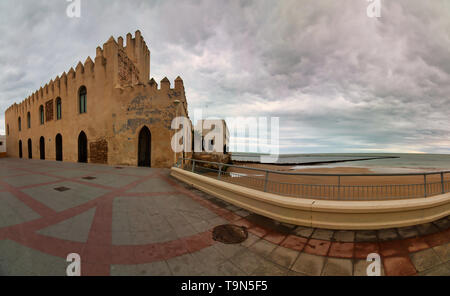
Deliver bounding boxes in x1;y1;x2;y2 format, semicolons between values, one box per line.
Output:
0;0;449;154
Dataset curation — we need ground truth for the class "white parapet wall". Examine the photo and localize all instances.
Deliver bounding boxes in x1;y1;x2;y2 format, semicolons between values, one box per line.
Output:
171;167;450;230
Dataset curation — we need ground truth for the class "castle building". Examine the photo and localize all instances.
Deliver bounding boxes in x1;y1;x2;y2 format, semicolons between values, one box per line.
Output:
4;31;191;168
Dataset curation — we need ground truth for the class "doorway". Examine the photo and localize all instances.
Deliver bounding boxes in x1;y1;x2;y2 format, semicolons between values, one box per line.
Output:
19;140;22;158
138;126;151;167
27;139;32;159
78;131;88;163
55;134;63;161
39;137;45;160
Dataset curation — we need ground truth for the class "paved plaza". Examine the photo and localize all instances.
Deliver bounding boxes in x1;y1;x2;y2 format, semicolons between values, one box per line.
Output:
0;158;449;276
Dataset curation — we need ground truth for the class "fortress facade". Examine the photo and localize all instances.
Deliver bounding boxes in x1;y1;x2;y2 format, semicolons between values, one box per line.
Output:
4;31;190;168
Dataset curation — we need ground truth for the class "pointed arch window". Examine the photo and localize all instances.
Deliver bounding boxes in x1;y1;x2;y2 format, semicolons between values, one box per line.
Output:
18;117;21;131
79;86;87;114
27;112;31;129
56;98;62;120
7;124;9;136
39;105;44;124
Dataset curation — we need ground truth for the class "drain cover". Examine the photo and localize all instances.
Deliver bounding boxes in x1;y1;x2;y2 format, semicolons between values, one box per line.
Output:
212;224;248;244
82;176;96;180
115;167;124;170
54;187;70;192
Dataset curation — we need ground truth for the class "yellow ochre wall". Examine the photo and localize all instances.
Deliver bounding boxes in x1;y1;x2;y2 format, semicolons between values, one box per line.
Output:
4;31;190;168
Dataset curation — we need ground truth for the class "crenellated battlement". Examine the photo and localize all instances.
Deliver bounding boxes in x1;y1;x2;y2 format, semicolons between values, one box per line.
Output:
6;30;151;116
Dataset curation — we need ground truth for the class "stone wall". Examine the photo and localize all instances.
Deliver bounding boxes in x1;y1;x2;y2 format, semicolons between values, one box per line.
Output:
89;139;108;164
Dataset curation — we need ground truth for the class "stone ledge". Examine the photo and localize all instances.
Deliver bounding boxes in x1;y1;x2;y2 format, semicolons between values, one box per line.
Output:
171;167;450;230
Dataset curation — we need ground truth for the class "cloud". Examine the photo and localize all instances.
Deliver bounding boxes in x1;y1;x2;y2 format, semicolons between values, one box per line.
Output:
0;0;449;154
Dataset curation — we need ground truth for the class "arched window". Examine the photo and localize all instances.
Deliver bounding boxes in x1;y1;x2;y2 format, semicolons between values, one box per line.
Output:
18;117;21;131
7;124;9;136
56;98;62;120
27;112;31;129
39;105;44;124
79;86;87;114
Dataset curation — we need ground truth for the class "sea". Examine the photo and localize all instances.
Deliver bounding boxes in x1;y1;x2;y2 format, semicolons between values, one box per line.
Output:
231;153;450;173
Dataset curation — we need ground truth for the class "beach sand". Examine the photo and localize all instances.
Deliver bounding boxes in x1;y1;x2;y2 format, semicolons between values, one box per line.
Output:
202;162;450;200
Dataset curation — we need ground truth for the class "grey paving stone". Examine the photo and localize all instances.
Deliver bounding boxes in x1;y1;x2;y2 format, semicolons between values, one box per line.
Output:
240;233;260;248
38;208;96;242
126;178;175;193
410;249;443;272
377;228;399;241
397;226;419;239
215;261;247;276
355;230;378;242
333;231;355;242
322;258;353;276
433;243;450;262
23;181;108;212
213;243;246;259
191;246;228;271
433;218;450;230
166;253;205;276
78;173;140;188
416;223;440;236
287;270;308;276
266;246;300;269
311;229;334;241
230;250;265;275
2;174;59;188
418;262;450;276
250;259;289;276
1;241;67;276
249;239;277;257
235;209;251;217
0;192;40;228
291;253;326;276
111;261;172;276
292;226;314;238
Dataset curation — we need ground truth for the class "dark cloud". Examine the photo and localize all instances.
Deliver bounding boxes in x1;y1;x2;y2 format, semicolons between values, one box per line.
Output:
0;0;449;153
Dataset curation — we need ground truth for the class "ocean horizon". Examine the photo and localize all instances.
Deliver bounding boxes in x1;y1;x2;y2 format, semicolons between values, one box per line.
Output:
231;152;450;171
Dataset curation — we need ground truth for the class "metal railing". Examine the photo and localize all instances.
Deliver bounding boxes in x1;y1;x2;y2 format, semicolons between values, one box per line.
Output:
175;158;450;201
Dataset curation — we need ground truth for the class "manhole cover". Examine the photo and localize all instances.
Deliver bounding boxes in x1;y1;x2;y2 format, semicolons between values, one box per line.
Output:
212;224;248;244
82;176;96;180
54;187;70;192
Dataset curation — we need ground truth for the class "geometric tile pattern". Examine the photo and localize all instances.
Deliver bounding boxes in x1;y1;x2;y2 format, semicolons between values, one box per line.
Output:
0;158;448;276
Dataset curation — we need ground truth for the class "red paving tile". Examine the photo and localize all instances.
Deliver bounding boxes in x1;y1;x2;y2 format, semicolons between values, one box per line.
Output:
182;232;214;253
234;218;254;229
383;256;417;276
379;240;409;257
264;231;287;245
280;235;307;252
423;230;450;247
82;245;112;264
303;239;331;256
248;225;270;238
328;242;354;258
403;236;430;253
354;242;380;259
82;262;110;276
